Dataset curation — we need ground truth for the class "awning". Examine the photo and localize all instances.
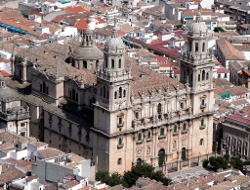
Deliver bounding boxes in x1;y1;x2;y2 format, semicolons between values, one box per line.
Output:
0;22;27;34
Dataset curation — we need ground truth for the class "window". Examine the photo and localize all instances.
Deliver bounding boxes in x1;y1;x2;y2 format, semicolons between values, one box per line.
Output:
117;158;122;165
206;72;209;80
174;125;177;133
147;131;151;139
103;86;106;98
195;42;198;52
202;70;205;80
118;117;122;124
200;138;204;146
180;102;184;109
198;74;200;82
119;59;121;68
119;87;122;98
123;89;126;97
112;59;114;68
118;138;122;145
115;91;117;99
218;73;221;78
135;112;139;119
160;128;164;136
202;42;205;52
157;103;162;114
201;99;205;106
201;119;204;126
96;60;99;68
224;73;227;78
183;123;186;131
138;133;142;142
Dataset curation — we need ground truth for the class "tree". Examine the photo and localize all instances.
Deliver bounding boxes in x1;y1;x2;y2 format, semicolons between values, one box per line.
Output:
202;159;209;168
97;164;172;188
230;157;243;172
209;156;229;171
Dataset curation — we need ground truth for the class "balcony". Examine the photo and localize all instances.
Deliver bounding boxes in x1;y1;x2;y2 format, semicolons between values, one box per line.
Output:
200;103;207;109
117;144;124;149
117;122;124;128
200;124;206;130
181;130;188;134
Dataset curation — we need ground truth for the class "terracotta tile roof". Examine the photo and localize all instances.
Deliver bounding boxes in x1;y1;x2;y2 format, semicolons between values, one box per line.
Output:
29;141;48;147
0;70;10;77
59;180;79;189
96;17;105;24
216;39;246;60
0;167;25;185
227;85;248;96
120;23;133;33
94;25;114;36
38;147;65;158
182;8;213;16
217;67;230;73
65;6;89;13
74;18;87;30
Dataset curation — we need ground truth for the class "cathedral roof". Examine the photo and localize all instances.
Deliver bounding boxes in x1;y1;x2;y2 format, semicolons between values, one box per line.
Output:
104;29;125;54
69;45;103;60
125;57;185;98
189;11;207;36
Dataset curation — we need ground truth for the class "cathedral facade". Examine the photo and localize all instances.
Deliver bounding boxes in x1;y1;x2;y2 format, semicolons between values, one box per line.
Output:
9;15;214;174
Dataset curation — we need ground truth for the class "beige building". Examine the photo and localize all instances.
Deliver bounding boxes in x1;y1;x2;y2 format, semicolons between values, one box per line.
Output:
9;14;214;174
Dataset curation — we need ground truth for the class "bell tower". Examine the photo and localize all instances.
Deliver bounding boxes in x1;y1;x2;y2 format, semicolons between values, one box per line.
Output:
180;11;213;92
93;29;133;173
180;9;214;115
95;28;132;112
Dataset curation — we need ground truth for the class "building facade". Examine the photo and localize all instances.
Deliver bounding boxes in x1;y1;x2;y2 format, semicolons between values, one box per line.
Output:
10;14;214;174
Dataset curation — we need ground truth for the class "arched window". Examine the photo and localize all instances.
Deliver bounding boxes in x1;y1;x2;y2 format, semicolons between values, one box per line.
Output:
198;74;200;82
200;138;204;146
195;42;198;52
112;59;115;68
147;131;151;139
157;103;162;119
114;91;117;99
119;87;122;98
174;125;177;133
137;158;142;165
181;147;186;161
117;158;122;165
202;42;205;52
206;72;209;80
138;133;142;141
123;89;126;97
119;59;121;68
96;60;99;68
157;103;162;114
202;70;205;80
100;88;102;96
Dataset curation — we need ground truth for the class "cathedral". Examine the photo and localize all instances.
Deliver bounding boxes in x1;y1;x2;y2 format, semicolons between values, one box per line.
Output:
5;13;214;174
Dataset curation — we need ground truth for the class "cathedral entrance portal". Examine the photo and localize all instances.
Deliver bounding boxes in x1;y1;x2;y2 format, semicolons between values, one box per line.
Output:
158;149;165;167
181;147;186;161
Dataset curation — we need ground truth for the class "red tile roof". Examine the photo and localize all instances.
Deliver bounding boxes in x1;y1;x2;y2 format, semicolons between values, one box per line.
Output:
0;70;10;77
217;67;230;73
228;113;250;124
96;17;105;24
65;6;88;13
74;18;87;30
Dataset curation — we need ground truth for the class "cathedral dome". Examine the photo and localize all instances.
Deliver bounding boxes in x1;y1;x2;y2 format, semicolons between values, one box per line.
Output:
70;46;103;60
189;12;207;35
104;29;125;54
